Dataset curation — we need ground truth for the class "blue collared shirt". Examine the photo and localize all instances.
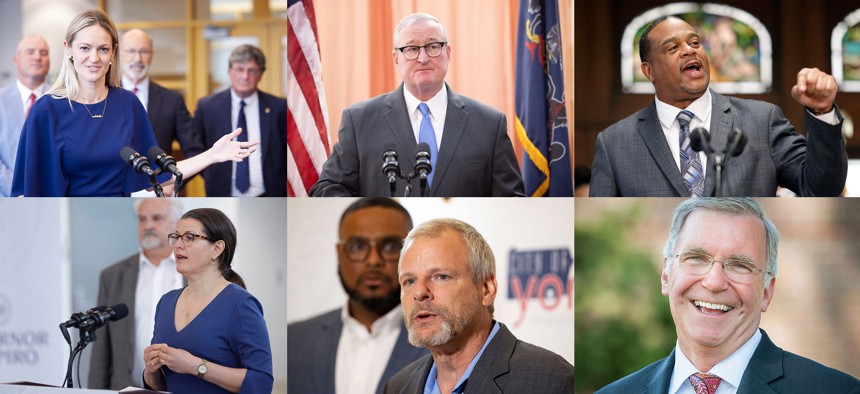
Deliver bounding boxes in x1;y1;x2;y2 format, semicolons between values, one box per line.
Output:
423;322;501;394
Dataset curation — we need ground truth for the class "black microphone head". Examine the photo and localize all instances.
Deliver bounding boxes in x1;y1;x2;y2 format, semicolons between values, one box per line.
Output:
416;142;430;156
689;128;711;153
148;145;166;159
382;142;398;157
109;303;129;321
730;128;747;157
120;146;138;163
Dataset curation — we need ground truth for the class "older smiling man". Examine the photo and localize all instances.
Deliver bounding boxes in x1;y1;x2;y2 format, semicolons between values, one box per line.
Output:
597;198;860;394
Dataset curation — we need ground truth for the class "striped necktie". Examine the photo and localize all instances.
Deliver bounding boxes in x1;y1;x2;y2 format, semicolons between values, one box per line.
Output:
678;110;704;196
688;372;722;394
417;103;438;187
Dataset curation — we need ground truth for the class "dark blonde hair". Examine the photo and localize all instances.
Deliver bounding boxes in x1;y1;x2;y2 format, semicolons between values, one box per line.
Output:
48;9;121;107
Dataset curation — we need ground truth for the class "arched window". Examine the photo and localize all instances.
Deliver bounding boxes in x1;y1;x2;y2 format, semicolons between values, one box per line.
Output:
832;8;860;92
621;2;772;94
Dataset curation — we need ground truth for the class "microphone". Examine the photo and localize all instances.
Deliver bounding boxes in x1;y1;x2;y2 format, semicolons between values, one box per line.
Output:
415;142;432;182
381;143;399;184
62;304;129;332
148;146;183;177
726;128;747;157
120;146;154;176
689;128;713;153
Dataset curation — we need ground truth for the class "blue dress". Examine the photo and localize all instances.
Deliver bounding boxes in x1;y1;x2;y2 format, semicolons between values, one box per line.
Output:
11;87;169;196
151;283;273;394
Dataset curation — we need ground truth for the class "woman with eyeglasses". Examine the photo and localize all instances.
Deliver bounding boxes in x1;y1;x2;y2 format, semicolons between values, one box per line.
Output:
143;208;273;393
11;9;257;196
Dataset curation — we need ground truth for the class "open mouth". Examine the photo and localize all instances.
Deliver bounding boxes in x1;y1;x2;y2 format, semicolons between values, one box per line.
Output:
692;300;733;314
413;311;437;323
681;60;703;75
175;253;187;262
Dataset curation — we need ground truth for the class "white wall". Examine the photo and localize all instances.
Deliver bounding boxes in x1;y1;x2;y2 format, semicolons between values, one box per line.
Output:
287;198;575;365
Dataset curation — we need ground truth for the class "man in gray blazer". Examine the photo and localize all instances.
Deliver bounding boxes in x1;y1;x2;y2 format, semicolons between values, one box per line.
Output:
597;198;860;393
0;35;49;196
89;199;185;389
590;16;846;197
288;198;427;394
310;13;523;197
386;218;574;393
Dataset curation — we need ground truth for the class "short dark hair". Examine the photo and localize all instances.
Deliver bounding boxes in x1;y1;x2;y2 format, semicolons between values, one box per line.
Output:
229;44;266;72
639;16;671;63
338;198;413;232
181;208;245;289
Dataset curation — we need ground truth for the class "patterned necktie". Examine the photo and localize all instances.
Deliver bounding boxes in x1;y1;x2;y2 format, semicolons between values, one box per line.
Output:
25;93;36;118
417;103;438;187
678;110;704;196
235;100;250;193
688;372;722;394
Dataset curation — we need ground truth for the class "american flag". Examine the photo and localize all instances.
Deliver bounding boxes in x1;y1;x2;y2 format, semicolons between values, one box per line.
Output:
287;0;330;196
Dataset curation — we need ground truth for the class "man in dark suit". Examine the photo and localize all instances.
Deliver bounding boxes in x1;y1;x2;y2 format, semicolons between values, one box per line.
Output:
386;218;574;393
597;198;860;393
288;198;427;394
590;16;846;197
310;13;523;197
119;29;200;158
89;199;185;389
192;44;287;196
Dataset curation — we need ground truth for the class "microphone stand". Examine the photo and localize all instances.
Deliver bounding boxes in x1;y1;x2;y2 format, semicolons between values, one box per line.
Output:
149;169;164;197
60;322;97;388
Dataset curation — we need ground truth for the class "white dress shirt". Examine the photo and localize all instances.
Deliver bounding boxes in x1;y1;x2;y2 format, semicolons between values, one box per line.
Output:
668;329;763;394
403;85;448;151
230;89;265;196
16;79;47;114
334;302;402;394
122;76;150;111
132;252;183;387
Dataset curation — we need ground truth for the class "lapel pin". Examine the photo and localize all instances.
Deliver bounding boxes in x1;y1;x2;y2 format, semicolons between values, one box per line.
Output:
265;107;270;114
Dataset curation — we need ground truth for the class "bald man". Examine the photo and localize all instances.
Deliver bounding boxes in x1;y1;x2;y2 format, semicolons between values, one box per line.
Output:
0;35;49;196
119;29;201;159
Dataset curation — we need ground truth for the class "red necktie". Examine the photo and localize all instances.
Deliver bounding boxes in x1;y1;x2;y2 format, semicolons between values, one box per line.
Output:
132;86;139;95
688;372;722;394
25;93;36;118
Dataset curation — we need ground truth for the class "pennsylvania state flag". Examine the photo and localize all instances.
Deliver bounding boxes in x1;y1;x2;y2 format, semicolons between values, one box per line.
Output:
515;0;573;196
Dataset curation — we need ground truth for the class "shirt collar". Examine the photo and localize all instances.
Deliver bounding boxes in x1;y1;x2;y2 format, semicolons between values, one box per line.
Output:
340;299;403;336
16;79;47;101
138;250;176;268
403;83;447;118
655;89;712;130
231;89;258;107
122;75;150;92
669;328;763;394
424;321;501;394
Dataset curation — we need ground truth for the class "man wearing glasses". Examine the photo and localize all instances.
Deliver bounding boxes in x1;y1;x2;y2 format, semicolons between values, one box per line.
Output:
89;199;185;389
310;13;524;197
597;198;859;393
119;29;199;160
288;198;427;394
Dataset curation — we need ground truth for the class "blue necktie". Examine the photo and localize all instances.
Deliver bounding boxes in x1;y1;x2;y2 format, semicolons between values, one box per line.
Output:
678;110;704;196
236;100;250;193
417;103;438;187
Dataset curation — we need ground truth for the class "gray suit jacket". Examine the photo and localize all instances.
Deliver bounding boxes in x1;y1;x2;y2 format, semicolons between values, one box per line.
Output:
0;84;25;196
309;84;524;197
590;91;847;196
383;323;574;394
596;329;860;394
287;308;428;394
88;254;139;389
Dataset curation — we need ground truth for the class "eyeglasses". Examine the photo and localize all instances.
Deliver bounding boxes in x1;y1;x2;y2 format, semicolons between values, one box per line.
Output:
671;251;770;283
338;236;403;263
167;232;212;247
395;42;447;61
123;48;152;57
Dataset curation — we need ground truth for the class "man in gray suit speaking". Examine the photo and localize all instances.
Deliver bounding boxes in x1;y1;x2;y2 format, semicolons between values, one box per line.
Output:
89;199;185;389
288;198;427;394
597;198;860;393
590;16;846;197
310;13;524;197
385;218;574;393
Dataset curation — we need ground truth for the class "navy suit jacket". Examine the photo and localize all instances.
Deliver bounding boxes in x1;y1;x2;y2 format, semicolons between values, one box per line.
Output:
191;89;287;196
145;80;201;158
590;91;847;196
309;84;524;197
287;308;427;394
596;329;860;394
384;323;574;394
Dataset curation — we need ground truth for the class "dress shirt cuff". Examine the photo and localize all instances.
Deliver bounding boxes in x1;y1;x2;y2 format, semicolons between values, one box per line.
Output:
807;107;839;125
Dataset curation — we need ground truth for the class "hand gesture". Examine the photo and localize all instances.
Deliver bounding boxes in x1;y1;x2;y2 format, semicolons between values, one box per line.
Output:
791;68;837;114
143;343;198;375
209;128;260;164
